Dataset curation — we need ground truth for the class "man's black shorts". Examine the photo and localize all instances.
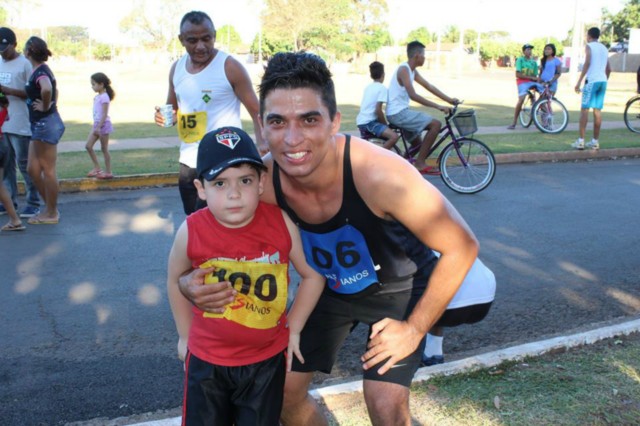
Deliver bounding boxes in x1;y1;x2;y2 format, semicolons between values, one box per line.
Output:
290;285;425;387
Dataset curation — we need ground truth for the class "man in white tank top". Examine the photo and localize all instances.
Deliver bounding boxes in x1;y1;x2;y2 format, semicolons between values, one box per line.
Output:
572;27;611;151
386;41;459;174
154;11;263;215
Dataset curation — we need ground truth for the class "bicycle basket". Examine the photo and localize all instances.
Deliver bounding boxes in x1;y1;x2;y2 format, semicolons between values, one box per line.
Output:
451;109;478;137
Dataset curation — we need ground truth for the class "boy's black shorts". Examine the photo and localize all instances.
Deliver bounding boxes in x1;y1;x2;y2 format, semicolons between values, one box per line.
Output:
183;351;285;426
290;285;425;388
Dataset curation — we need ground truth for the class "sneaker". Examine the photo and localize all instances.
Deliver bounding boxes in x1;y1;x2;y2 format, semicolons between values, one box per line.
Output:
571;140;585;150
421;354;445;367
19;206;40;218
586;140;600;150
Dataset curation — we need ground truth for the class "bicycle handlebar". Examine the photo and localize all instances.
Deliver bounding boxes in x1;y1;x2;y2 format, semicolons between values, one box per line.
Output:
445;101;464;119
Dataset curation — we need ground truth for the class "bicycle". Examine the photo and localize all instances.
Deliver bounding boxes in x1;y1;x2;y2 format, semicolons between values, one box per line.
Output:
518;83;569;134
624;94;640;133
360;105;496;194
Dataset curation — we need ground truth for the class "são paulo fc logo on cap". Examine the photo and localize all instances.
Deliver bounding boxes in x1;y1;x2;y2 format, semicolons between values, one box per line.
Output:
216;128;241;149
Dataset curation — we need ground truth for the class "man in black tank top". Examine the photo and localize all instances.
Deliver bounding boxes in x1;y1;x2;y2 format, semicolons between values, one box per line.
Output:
179;52;479;426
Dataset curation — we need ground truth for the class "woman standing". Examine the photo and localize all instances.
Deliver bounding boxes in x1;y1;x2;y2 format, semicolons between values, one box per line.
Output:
24;36;64;224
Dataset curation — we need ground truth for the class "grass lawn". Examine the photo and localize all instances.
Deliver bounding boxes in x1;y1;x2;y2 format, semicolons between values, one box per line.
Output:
34;59;637;179
54;60;637;141
319;332;640;425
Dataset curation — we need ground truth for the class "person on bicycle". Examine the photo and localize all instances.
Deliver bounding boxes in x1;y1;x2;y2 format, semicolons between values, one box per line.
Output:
386;40;459;174
538;43;562;94
356;61;400;150
508;43;539;130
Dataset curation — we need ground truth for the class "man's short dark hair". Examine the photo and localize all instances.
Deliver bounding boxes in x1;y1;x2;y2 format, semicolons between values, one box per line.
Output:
369;61;384;80
407;41;426;59
180;11;215;34
259;52;337;121
588;27;600;40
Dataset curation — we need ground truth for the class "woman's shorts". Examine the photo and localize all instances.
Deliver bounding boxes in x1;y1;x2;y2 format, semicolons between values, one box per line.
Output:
31;112;65;145
93;120;113;135
0;135;9;168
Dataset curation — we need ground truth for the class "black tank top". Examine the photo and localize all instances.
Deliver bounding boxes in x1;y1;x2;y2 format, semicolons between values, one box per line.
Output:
273;135;436;293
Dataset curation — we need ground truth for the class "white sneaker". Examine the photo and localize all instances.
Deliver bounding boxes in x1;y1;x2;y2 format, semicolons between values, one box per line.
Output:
571;140;585;150
586;140;599;150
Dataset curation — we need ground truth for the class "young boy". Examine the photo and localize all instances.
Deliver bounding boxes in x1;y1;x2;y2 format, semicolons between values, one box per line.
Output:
356;61;399;150
167;126;324;426
0;92;25;232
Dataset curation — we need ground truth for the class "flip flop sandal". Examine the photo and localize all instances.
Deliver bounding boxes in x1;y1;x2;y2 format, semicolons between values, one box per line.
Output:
87;169;102;177
1;222;26;232
28;215;59;225
418;166;441;176
97;172;114;180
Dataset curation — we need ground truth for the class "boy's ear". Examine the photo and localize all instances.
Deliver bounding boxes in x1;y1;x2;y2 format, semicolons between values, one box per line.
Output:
258;169;267;196
193;178;207;201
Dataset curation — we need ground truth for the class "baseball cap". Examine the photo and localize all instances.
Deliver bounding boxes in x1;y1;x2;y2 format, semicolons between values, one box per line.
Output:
522;43;534;51
0;27;17;53
196;126;266;181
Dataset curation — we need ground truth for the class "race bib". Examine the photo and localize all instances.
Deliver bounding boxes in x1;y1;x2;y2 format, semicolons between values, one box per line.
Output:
177;110;207;143
200;259;288;329
300;225;379;294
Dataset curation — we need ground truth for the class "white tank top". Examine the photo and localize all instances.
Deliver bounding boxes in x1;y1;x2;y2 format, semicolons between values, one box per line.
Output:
586;42;609;83
386;62;413;116
173;51;242;168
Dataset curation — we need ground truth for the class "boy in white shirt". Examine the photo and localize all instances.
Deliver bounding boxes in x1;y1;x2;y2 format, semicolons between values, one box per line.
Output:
356;61;399;149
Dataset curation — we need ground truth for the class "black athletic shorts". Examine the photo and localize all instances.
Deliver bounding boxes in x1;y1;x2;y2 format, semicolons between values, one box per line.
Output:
290;283;425;387
435;302;493;328
182;351;285;426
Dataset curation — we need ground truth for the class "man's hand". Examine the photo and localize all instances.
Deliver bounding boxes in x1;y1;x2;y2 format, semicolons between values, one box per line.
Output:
361;318;424;375
178;267;237;314
439;105;452;115
574;84;581;94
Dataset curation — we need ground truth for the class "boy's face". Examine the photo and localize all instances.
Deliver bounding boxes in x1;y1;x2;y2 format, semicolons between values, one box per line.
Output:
194;164;265;228
261;87;341;179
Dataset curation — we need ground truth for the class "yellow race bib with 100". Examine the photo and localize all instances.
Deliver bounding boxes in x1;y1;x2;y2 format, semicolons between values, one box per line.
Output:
200;259;288;330
177;110;207;144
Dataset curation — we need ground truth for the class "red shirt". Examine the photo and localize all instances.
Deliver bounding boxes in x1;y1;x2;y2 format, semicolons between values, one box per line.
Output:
186;202;292;366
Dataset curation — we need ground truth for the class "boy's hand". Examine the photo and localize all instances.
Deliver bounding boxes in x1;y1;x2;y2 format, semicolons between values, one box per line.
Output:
177;337;188;361
178;267;236;314
287;332;304;372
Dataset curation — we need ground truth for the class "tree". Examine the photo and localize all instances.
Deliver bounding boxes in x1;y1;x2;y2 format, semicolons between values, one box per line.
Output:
602;0;640;47
404;27;432;44
47;26;89;58
217;25;243;53
260;0;391;60
119;0;182;50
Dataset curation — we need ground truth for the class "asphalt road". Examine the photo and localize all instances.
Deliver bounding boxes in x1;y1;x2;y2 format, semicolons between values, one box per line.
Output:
1;157;639;425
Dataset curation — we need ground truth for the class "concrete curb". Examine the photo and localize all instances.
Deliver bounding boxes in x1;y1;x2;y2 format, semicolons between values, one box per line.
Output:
20;147;639;195
124;318;640;426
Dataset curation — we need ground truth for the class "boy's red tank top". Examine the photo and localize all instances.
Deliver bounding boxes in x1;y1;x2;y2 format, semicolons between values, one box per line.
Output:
186;202;291;366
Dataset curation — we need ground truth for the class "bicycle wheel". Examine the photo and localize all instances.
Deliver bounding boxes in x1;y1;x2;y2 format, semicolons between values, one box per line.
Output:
518;92;534;128
438;138;496;194
532;97;568;134
624;96;640;133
